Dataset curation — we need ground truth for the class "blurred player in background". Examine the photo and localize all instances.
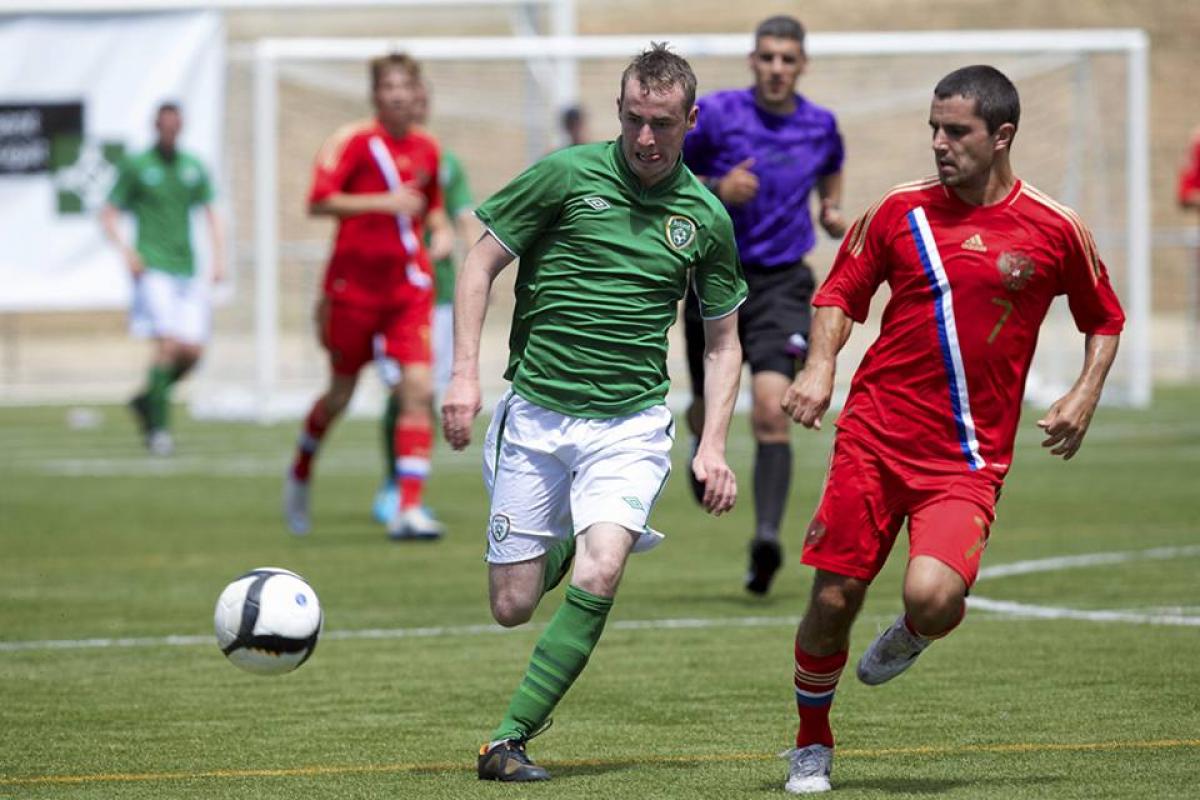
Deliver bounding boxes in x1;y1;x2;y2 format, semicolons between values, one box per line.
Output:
1178;125;1200;373
371;78;478;527
560;104;591;147
102;101;224;457
283;53;452;539
681;15;846;595
442;44;746;782
778;66;1124;794
1178;125;1200;211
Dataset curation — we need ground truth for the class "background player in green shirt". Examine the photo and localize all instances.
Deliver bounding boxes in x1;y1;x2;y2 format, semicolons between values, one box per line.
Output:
101;101;225;456
372;79;477;527
442;43;748;782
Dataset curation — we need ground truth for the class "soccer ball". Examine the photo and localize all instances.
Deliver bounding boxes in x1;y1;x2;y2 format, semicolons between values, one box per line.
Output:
213;567;322;675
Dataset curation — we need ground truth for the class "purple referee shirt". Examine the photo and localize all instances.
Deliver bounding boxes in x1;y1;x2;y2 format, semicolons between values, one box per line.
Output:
683;87;844;268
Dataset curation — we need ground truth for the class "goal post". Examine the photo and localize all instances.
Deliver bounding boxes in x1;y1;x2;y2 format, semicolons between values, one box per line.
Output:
218;28;1150;421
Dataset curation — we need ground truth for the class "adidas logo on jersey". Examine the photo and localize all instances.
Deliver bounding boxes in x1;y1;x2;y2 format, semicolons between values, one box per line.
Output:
961;233;987;252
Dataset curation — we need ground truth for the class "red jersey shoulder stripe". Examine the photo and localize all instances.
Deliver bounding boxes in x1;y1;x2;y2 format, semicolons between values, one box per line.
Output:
1018;183;1103;282
848;176;941;257
316;118;375;172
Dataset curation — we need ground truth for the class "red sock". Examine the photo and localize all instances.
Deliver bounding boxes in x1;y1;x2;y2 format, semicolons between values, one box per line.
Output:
794;643;848;748
291;400;332;482
394;417;432;510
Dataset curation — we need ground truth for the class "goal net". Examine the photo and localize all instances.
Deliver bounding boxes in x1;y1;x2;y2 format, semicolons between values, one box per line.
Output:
195;29;1149;420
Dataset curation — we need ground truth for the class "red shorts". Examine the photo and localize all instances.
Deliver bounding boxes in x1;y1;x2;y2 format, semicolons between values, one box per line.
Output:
801;433;1001;587
318;294;432;376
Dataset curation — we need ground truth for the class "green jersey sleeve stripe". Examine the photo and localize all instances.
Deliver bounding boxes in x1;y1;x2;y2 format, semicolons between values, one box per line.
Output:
700;292;748;321
480;222;519;258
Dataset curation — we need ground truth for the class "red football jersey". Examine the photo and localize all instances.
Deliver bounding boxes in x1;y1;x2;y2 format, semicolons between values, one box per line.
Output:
309;118;443;308
815;177;1125;477
1178;129;1200;207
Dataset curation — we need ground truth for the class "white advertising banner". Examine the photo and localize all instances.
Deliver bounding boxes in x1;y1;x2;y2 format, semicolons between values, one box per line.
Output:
0;11;224;311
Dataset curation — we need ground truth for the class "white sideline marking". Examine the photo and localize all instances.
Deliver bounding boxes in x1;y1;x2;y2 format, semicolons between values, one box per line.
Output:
0;615;804;654
966;597;1200;626
975;545;1200;580
969;544;1200;626
4;547;1197;654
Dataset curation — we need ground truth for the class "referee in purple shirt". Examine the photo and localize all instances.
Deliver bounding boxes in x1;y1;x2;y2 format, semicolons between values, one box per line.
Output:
682;15;847;596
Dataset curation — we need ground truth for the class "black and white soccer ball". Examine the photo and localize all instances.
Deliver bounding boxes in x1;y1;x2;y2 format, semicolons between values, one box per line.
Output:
213;567;322;675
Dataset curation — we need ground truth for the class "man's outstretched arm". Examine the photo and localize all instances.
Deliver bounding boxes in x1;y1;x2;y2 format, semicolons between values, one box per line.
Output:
1036;333;1120;460
693;310;742;516
781;304;855;430
440;232;513;450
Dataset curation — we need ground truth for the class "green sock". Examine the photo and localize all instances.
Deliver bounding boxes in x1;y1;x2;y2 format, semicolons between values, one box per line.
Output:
167;360;195;385
147;365;172;431
381;393;399;481
541;536;577;596
492;584;613;742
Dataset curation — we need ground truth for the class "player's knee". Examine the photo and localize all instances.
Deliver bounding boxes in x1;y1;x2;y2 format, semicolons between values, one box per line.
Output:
398;374;434;410
490;593;536;628
903;581;965;634
323;386;354;415
571;554;624;598
810;580;864;630
750;401;790;441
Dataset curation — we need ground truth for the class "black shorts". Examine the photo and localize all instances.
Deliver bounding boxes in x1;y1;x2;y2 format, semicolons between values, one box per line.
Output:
684;260;816;397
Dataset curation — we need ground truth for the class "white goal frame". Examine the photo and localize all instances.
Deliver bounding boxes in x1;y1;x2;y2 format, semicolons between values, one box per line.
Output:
249;29;1150;420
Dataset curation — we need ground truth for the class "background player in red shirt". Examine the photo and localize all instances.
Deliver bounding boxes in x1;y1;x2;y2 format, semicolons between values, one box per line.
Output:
1178;125;1200;210
284;53;452;540
777;66;1125;794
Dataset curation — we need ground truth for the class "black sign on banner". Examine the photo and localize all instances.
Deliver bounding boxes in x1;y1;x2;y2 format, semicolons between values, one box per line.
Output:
0;102;83;174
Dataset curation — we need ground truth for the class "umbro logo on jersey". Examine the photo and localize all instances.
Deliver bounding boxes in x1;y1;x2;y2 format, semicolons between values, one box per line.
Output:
961;233;987;252
583;196;611;210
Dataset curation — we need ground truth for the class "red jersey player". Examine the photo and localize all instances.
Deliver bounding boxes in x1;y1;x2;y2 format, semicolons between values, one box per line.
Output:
1177;126;1200;211
284;53;452;540
778;66;1125;794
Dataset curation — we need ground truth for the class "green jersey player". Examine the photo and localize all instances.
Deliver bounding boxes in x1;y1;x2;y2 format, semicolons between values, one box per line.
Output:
441;43;748;781
101;101;224;456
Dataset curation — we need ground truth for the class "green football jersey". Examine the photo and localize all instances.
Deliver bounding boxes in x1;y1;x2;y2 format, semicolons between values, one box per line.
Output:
476;139;747;419
430;149;473;305
107;147;213;276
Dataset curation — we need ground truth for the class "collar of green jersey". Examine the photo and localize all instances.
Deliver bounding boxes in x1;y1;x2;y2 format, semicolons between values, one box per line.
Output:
610;138;688;197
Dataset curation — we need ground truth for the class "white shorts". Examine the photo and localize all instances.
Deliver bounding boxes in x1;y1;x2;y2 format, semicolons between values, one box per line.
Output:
432;302;453;399
129;269;210;345
482;391;674;564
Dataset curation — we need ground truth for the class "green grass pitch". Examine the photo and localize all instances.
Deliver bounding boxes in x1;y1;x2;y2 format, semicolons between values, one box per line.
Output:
2;387;1198;798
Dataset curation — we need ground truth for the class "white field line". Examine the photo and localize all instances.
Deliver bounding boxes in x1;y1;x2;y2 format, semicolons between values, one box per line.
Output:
975;544;1200;580
966;597;1200;626
969;544;1200;626
0;615;804;654
3;547;1198;654
24;445;1200;478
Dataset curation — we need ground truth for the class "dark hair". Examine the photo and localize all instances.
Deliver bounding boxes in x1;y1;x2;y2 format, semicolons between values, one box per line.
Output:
156;101;181;117
755;15;805;47
369;52;421;91
619;42;697;112
934;65;1020;136
561;105;584;131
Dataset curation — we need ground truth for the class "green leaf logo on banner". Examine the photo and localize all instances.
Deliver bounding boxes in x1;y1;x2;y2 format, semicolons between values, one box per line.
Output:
51;135;124;215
